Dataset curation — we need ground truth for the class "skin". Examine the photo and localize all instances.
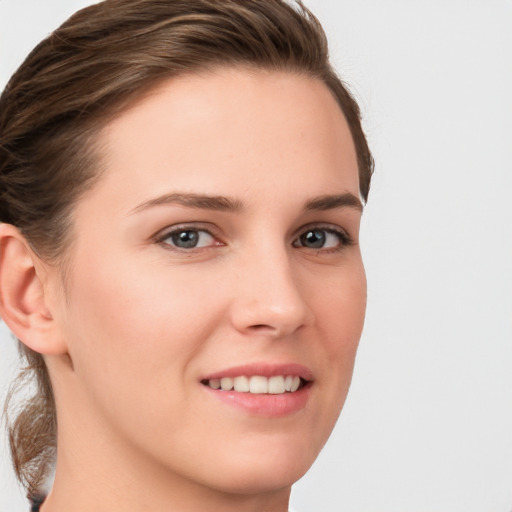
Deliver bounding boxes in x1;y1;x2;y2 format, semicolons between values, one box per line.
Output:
0;68;366;512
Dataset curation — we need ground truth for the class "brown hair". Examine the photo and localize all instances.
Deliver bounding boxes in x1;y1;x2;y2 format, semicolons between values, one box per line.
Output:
0;0;374;496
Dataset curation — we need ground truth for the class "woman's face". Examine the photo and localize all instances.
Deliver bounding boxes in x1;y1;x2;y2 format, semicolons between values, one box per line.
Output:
50;69;366;495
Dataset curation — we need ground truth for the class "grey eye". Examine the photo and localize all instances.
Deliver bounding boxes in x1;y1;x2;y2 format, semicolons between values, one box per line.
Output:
294;228;347;249
165;229;215;249
299;229;326;248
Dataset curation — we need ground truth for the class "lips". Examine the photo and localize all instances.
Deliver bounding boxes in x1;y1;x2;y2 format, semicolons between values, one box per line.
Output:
200;363;313;416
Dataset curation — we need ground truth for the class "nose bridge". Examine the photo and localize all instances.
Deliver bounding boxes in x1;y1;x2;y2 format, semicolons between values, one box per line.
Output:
230;238;312;336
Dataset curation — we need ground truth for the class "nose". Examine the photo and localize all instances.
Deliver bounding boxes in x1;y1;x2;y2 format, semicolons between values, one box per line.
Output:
229;247;314;338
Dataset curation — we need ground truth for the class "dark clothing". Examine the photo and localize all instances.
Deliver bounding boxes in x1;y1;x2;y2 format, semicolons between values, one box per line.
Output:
30;495;45;512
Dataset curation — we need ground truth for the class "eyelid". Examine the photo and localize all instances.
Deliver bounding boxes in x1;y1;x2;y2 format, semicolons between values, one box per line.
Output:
294;222;351;238
153;222;223;248
292;223;354;248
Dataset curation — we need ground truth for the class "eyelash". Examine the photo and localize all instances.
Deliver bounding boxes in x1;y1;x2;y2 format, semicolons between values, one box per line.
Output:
154;223;353;253
293;224;353;253
154;223;221;251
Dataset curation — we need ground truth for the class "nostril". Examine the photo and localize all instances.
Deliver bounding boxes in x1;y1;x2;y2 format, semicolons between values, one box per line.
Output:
248;323;288;333
247;324;277;334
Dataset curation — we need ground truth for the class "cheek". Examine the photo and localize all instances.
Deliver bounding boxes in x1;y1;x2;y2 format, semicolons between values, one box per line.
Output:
61;252;222;401
317;261;367;352
312;262;366;415
59;256;231;464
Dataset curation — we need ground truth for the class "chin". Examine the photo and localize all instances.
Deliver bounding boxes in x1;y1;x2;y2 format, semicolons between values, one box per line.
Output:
200;433;322;495
209;460;309;495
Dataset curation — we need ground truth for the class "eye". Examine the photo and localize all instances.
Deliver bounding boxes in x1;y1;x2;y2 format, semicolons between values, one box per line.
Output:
293;227;350;250
159;228;218;250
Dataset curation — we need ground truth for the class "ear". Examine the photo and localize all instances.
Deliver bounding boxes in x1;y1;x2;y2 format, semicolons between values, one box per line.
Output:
0;223;68;355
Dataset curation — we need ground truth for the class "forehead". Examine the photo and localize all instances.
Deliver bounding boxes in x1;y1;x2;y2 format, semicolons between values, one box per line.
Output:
83;68;359;214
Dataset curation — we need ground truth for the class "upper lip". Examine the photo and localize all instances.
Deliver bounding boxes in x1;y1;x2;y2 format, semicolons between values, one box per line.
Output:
201;363;314;382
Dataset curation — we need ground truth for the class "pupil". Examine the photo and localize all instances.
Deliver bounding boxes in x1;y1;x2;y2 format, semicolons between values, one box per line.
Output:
172;230;198;248
301;230;325;248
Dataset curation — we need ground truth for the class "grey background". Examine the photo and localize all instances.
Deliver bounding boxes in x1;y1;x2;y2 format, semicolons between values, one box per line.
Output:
1;1;511;511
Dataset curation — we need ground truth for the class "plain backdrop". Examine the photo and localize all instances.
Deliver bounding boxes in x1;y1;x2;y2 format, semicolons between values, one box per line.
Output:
1;1;511;511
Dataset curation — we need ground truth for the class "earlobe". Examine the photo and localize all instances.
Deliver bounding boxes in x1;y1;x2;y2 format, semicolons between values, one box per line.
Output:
0;223;67;355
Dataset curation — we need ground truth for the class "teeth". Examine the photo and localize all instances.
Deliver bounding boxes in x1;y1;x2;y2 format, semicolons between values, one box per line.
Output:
220;377;233;391
233;376;250;392
268;376;285;394
250;376;268;394
206;375;304;394
209;378;221;390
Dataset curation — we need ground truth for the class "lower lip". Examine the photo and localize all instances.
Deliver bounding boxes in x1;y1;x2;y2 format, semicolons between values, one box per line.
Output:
202;383;312;417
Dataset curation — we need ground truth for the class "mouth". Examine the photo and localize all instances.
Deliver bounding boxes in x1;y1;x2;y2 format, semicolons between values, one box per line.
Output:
201;375;309;394
200;364;313;416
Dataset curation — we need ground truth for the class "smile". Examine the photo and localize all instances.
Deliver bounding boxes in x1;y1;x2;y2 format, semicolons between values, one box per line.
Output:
202;375;306;394
200;364;313;416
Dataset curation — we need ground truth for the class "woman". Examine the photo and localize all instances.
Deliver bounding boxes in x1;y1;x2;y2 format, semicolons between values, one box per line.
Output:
0;1;373;511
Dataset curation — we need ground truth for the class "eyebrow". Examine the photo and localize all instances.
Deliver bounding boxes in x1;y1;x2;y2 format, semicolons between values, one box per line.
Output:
130;192;244;214
304;193;363;212
130;191;363;215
